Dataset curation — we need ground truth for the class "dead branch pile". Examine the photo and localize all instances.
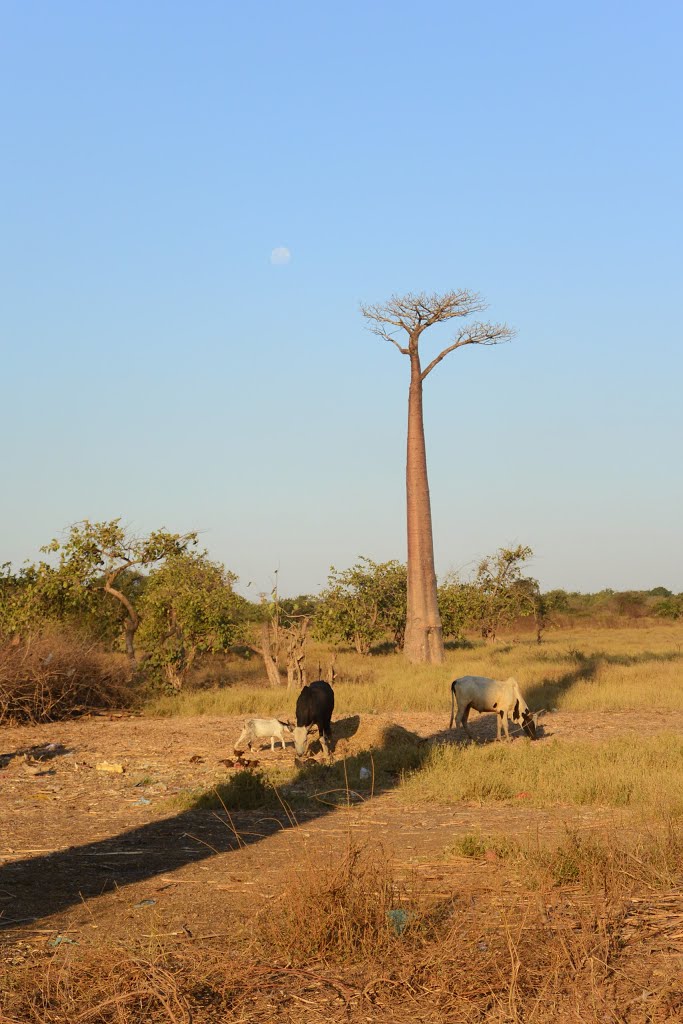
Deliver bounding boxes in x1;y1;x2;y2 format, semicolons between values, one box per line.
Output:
0;630;131;725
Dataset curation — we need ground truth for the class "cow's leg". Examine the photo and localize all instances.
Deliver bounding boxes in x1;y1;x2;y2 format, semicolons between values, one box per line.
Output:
496;711;504;741
316;721;331;756
234;729;249;752
270;737;276;751
458;703;474;740
280;736;287;750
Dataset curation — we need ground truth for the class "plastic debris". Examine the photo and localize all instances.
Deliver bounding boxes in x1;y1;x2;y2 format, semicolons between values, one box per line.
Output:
96;762;125;774
133;797;151;805
49;935;76;947
387;908;411;936
133;899;157;909
359;767;371;781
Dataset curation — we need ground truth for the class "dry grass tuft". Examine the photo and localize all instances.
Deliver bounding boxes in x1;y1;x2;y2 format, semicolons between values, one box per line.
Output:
257;840;406;963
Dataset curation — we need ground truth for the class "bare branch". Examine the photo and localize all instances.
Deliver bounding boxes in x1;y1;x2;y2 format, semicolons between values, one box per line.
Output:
361;290;487;337
420;321;515;380
365;322;410;355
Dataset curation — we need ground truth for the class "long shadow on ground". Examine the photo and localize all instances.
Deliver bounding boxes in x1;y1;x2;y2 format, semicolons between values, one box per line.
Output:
0;718;425;933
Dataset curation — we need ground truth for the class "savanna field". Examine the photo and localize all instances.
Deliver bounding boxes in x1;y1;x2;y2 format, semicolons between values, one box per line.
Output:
2;622;683;1022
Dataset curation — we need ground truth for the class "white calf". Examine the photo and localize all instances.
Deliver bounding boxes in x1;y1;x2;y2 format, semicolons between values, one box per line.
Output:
234;718;292;753
449;676;537;741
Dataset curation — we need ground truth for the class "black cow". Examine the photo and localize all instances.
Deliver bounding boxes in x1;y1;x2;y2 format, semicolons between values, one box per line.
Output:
292;680;335;756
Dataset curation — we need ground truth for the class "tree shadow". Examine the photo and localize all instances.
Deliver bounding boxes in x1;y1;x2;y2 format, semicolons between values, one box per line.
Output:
331;714;361;743
443;637;475;651
0;741;74;771
519;645;683;717
524;653;601;710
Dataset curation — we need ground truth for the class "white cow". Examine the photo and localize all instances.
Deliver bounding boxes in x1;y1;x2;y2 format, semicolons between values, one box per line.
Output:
449;676;537;741
234;718;292;753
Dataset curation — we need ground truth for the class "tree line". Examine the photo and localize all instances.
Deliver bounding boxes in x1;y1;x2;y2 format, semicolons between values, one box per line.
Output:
2;520;679;694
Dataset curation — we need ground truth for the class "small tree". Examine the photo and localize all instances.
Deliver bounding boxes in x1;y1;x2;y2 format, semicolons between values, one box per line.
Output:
137;551;246;690
314;557;407;655
653;594;683;620
41;520;197;666
361;291;513;664
246;583;314;688
473;545;536;643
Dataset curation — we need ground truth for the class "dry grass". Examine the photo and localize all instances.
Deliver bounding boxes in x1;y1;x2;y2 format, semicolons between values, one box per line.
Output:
401;733;683;816
2;832;682;1022
145;623;683;718
0;630;131;725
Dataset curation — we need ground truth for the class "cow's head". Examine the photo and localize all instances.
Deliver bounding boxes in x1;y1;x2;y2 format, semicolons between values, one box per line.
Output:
521;709;537;740
292;725;312;756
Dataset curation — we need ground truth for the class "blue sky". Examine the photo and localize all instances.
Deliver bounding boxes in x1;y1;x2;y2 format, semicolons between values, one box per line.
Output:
1;0;681;596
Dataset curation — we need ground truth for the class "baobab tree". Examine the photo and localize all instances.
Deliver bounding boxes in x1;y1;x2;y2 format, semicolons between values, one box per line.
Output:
360;291;514;664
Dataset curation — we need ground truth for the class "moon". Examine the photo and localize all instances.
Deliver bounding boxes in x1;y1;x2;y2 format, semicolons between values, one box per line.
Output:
270;246;292;266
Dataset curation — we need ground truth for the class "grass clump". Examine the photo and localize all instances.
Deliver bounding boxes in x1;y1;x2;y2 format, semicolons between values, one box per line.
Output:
446;831;521;860
180;767;281;811
258;841;410;963
530;820;683;893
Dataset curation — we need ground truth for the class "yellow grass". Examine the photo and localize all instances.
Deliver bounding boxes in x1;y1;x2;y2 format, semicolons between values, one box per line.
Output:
146;622;683;717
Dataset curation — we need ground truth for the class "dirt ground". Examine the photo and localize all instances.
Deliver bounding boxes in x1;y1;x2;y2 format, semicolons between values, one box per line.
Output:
2;707;682;952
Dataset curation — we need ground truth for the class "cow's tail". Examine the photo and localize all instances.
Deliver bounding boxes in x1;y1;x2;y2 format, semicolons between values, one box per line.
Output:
449;680;457;729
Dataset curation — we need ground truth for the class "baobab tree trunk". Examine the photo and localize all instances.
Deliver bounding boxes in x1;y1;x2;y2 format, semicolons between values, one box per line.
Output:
360;289;513;664
403;354;444;664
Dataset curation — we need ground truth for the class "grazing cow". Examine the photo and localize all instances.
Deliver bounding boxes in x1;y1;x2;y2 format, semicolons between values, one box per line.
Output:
234;718;292;753
449;675;537;741
292;680;335;756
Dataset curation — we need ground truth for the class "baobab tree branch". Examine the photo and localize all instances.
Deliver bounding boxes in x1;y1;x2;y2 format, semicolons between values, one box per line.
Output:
420;321;515;380
360;290;491;341
366;323;410;354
